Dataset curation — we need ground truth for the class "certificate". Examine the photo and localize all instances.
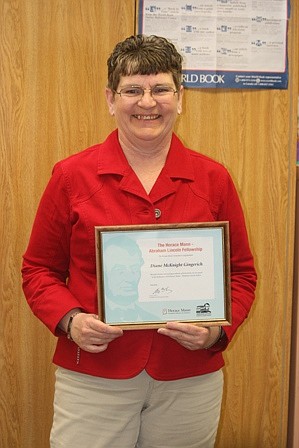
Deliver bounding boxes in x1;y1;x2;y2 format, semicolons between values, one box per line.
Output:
95;222;231;329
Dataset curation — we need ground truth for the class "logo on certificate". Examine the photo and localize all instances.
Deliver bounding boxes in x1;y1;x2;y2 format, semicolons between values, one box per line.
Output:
196;303;212;315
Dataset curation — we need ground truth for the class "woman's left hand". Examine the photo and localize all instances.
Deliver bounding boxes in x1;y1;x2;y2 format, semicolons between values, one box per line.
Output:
157;322;220;350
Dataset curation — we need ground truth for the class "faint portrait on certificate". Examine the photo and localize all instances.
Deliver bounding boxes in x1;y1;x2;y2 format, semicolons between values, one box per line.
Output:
103;235;156;323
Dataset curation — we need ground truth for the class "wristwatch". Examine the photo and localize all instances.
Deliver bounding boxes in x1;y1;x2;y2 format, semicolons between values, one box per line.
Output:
66;312;81;341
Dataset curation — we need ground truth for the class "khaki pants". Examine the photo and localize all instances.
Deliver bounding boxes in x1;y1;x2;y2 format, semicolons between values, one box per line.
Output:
50;367;223;448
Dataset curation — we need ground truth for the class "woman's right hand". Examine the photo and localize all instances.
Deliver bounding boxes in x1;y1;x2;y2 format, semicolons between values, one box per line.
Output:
63;312;123;353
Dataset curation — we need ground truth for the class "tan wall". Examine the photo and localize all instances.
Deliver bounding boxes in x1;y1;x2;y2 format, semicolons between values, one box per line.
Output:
0;1;298;447
288;167;299;448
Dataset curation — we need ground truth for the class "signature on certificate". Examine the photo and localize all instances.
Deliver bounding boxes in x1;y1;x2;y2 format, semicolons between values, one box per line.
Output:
152;286;173;296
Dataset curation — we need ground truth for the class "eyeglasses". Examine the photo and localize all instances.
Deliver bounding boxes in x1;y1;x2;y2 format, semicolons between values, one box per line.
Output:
114;85;178;101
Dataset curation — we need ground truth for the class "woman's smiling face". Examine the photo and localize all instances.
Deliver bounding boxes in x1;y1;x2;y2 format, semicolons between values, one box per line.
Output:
106;72;183;148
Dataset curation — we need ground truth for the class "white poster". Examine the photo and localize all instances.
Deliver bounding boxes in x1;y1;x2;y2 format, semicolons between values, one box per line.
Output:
138;0;289;89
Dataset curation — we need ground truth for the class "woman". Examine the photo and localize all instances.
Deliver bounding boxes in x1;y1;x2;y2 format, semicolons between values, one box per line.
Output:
22;35;257;448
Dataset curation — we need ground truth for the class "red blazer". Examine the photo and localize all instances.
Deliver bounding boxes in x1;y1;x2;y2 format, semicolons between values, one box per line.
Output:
22;130;257;380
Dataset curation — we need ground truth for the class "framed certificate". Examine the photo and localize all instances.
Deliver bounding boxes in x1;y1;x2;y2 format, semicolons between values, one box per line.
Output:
95;222;231;329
